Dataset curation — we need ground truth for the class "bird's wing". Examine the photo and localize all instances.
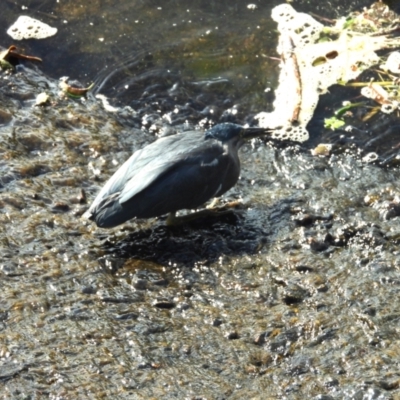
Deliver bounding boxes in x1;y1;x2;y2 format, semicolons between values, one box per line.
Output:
88;136;177;214
88;148;143;211
130;142;233;216
118;134;224;204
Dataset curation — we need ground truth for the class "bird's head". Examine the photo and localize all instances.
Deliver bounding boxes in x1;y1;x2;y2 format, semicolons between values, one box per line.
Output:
204;123;244;142
204;123;273;144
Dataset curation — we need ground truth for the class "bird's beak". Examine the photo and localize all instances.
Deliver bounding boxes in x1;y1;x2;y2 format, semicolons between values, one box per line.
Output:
241;127;275;140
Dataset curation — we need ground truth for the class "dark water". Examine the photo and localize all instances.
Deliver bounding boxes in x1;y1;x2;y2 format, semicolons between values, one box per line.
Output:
1;1;400;399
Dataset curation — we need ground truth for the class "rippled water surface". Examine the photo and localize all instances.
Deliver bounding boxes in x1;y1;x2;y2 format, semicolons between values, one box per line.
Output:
2;0;400;399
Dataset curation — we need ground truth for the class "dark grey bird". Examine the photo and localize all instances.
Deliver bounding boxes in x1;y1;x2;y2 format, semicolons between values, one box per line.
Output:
84;123;273;228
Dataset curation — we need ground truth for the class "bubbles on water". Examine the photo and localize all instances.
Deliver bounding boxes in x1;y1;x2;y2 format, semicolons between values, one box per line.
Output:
7;16;57;40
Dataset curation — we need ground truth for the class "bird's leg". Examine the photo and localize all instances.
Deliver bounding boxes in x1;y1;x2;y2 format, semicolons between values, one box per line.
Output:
166;211;177;226
217;199;243;210
206;197;220;209
166;209;219;225
207;198;243;211
165;200;243;226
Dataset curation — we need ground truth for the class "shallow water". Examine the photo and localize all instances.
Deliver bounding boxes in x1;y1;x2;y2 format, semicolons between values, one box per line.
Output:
2;0;400;399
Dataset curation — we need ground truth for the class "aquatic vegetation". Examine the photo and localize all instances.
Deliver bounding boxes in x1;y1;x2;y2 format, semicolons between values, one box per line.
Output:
256;2;400;139
59;77;94;99
0;45;42;71
323;116;346;131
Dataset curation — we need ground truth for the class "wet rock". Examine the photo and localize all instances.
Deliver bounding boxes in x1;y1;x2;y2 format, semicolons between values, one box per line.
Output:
308;237;330;252
17;131;52;151
0;108;12;124
0;362;27;381
212;318;223;327
132;323;169;335
352;387;384;400
152;278;169;287
114;312;139;320
308;328;337;347
253;330;273;346
200;106;217;118
132;279;148;290
295;265;314;273
0;261;23;276
98;257;125;274
0;311;9;321
288;355;313;376
270;327;302;353
68;307;92;321
293;212;332;227
363;306;377;316
97;290;144;303
377;379;400;390
285;383;301;393
369;338;381;347
282;283;309;305
152;299;175;309
0;195;26;210
81;285;97;294
225;331;240;340
51;202;70;213
382;202;400;220
175;302;190;312
137;361;152;369
324;378;339;388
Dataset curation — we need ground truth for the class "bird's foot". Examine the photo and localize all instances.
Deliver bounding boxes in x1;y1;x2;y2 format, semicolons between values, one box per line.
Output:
165;204;242;226
206;198;243;210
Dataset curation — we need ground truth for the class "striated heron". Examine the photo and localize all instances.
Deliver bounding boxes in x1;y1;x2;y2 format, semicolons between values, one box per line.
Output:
84;123;274;228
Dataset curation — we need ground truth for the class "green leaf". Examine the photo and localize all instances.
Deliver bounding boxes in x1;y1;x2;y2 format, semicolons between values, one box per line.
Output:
324;116;346;130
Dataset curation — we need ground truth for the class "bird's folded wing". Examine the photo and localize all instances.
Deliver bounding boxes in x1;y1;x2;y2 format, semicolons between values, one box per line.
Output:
119;137;223;204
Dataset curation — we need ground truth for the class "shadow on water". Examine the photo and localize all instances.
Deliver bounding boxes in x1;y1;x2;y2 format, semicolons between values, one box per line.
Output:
98;197;300;269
